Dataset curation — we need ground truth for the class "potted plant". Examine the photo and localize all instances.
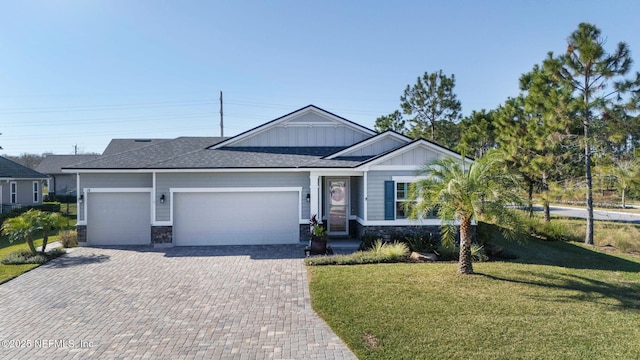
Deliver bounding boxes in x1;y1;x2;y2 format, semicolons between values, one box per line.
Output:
307;214;332;255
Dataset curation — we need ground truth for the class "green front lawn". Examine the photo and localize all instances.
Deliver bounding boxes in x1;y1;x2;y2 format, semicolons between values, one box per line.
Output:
0;235;60;284
308;238;640;359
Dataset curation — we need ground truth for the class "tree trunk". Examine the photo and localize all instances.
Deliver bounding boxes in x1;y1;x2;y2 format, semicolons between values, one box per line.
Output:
622;188;626;209
42;234;48;253
543;200;551;223
430;121;436;142
26;235;37;255
527;181;534;217
458;216;474;274
584;90;594;245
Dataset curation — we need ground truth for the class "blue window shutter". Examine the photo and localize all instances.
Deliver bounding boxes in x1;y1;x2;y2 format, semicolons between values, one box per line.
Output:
384;180;395;220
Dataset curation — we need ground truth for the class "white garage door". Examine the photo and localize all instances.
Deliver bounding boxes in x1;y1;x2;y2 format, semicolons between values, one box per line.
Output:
173;191;299;246
87;192;151;245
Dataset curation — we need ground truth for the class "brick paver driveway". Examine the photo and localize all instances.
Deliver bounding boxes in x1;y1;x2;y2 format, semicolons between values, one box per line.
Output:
0;245;356;359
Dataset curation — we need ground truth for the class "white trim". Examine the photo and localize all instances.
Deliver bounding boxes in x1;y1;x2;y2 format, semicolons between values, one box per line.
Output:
363;172;368;221
85;188;153;193
169;187;303;225
9;181;17;204
32;181;39;203
392;176;428;182
368;165;423;171
152;172;157;223
324;131;410;159
354;217;454;226
63;168;365;174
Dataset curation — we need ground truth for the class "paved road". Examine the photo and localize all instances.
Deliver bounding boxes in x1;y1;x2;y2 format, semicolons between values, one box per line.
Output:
534;205;640;224
0;245;356;359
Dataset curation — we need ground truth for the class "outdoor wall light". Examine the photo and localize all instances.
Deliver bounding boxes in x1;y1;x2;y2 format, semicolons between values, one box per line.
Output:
79;194;84;203
306;193;310;202
160;194;166;204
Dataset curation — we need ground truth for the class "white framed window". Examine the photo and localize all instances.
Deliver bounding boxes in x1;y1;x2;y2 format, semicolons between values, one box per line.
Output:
395;182;411;219
10;181;17;204
392;176;437;220
33;181;39;203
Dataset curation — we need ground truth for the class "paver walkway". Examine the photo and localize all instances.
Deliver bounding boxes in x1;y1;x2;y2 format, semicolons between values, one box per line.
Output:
0;245;356;359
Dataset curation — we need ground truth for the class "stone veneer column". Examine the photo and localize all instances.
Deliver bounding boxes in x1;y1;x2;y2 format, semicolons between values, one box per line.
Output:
151;226;173;247
76;225;87;244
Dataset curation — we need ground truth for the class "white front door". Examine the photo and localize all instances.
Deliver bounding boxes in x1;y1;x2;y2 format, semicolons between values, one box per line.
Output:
326;178;348;236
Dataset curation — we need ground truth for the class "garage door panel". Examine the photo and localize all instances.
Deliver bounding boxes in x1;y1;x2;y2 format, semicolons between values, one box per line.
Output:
174;191;299;246
87;192;151;245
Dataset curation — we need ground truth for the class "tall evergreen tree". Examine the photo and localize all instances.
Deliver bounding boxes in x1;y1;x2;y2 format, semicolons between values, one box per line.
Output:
544;22;640;244
374;110;406;133
400;70;462;144
457;109;498;159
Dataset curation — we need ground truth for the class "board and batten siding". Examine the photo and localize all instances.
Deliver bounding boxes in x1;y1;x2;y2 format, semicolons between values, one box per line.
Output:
0;180;42;206
377;146;444;166
155;172;310;222
230;125;369;147
366;170;416;221
77;173;153;221
340;137;406;157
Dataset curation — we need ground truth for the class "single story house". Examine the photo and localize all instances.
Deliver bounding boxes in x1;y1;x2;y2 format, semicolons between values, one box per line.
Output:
65;105;469;247
0;156;48;213
36;154;100;196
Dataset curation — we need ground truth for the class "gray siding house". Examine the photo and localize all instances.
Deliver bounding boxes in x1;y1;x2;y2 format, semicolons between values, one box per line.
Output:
0;156;48;213
36;155;100;196
65;105;469;247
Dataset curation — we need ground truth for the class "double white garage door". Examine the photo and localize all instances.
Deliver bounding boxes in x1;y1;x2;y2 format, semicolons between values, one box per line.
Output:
87;190;300;246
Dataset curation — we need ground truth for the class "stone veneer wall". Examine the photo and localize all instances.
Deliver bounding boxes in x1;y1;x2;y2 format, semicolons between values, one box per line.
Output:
299;224;311;242
151;226;173;245
77;225;87;243
353;222;442;239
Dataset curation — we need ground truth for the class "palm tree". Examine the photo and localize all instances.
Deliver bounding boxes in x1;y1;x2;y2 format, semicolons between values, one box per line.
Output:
407;152;524;274
603;159;640;209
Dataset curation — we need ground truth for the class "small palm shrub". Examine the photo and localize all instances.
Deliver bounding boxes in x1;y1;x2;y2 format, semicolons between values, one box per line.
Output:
59;230;78;248
402;232;439;253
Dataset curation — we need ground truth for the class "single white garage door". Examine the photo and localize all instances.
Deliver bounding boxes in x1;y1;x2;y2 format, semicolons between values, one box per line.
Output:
87;192;151;245
173;191;299;246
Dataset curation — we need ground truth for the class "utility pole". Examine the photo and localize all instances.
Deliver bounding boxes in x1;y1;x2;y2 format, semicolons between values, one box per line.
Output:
74;144;78;155
219;91;224;137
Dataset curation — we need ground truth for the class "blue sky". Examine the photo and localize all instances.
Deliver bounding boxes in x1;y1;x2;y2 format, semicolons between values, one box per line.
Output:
1;0;639;156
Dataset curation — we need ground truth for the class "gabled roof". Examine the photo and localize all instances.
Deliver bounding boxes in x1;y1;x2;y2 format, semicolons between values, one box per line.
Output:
66;137;226;169
0;156;47;179
356;138;473;168
36;154;101;174
323;130;411;159
209;105;376;149
102;138;169;156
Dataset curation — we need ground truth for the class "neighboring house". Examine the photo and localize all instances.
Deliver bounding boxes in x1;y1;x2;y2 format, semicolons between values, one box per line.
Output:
65;105;470;247
0;156;48;214
36;155;100;196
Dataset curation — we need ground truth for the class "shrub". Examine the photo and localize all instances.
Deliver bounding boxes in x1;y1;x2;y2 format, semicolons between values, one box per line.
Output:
1;250;48;265
306;241;409;266
402;232;440;253
471;243;489;262
59;230;78;248
1;247;67;265
359;233;381;250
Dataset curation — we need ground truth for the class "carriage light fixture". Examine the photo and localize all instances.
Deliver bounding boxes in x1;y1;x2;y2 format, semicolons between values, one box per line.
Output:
160;194;166;204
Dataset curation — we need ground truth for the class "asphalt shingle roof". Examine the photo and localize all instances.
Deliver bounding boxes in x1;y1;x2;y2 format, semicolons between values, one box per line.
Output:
0;156;48;179
36;155;101;174
102;139;170;156
66;137;227;169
